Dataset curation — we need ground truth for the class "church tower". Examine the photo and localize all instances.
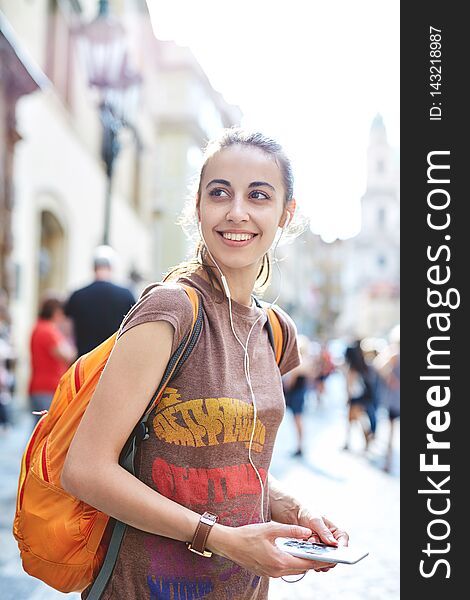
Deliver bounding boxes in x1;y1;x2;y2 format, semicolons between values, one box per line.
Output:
337;114;400;337
360;113;400;286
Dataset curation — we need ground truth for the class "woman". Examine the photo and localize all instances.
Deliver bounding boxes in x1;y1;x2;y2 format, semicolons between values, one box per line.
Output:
62;129;348;599
28;294;76;424
343;341;373;451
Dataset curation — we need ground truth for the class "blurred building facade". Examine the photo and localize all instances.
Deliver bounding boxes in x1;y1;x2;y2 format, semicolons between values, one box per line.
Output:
337;114;400;337
275;114;399;342
273;230;343;340
0;0;240;401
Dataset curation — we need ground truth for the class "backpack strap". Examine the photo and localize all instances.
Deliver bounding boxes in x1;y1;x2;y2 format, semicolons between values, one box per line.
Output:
87;283;202;600
252;297;284;366
266;307;284;366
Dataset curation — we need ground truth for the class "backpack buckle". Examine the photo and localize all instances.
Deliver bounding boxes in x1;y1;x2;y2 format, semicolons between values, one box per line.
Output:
137;422;149;442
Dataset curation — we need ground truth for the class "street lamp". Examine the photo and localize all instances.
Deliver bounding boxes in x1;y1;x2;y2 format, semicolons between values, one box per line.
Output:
77;0;142;247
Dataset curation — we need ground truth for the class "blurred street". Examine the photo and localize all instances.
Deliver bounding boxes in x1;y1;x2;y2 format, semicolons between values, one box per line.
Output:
0;371;399;600
269;371;399;600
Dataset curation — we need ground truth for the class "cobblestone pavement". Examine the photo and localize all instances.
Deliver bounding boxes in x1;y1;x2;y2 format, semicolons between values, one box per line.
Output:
0;372;399;599
269;373;400;600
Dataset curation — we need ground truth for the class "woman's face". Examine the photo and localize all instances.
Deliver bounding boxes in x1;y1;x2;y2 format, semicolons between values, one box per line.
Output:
198;145;290;275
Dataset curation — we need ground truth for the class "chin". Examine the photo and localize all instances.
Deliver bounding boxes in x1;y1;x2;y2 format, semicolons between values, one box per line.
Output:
209;250;261;273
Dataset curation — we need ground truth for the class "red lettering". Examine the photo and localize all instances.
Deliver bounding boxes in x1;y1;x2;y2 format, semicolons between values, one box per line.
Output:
152;458;267;506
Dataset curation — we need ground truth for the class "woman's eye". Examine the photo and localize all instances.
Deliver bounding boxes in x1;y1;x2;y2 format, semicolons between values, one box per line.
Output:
250;190;270;200
209;188;229;198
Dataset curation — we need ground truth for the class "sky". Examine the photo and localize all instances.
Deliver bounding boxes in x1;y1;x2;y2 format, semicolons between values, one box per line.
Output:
145;0;399;242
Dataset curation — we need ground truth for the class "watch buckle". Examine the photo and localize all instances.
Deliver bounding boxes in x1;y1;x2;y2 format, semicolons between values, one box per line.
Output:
186;543;213;557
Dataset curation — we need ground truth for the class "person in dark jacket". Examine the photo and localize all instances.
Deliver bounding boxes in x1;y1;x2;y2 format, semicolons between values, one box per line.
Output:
65;246;136;357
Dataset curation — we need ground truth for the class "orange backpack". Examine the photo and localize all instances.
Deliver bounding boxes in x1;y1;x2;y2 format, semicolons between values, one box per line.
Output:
13;285;284;597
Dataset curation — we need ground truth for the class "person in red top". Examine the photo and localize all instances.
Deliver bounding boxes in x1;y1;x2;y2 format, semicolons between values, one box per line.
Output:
29;295;76;424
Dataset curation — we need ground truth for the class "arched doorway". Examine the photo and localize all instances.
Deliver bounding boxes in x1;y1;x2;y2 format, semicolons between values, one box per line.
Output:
37;210;66;301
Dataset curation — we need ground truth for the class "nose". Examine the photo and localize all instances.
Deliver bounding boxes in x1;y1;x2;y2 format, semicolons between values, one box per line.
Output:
226;195;249;223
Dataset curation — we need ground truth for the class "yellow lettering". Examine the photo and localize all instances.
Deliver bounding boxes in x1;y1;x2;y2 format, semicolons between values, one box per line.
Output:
178;399;209;447
157;387;181;411
153;405;195;446
153;391;265;450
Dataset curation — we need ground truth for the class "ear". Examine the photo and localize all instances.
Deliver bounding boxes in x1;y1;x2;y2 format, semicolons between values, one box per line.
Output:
280;198;297;228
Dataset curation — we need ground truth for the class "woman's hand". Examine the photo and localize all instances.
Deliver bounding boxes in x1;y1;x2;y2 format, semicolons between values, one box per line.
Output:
209;521;323;578
296;508;349;572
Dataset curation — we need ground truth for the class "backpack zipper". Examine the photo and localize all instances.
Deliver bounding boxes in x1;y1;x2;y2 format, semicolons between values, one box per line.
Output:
41;439;50;482
18;416;47;510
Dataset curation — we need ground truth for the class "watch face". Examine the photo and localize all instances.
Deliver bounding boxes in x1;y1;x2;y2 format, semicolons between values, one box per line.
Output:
200;512;218;525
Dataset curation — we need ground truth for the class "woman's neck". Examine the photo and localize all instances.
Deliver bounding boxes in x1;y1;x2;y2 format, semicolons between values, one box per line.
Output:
195;265;257;307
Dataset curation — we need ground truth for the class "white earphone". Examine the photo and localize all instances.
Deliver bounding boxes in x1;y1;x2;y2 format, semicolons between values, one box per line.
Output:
197;215;289;523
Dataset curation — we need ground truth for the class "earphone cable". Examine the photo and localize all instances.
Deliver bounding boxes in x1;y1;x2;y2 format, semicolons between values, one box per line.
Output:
198;221;287;524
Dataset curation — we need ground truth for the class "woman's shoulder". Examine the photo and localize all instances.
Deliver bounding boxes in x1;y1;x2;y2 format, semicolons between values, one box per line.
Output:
133;281;196;315
118;282;197;346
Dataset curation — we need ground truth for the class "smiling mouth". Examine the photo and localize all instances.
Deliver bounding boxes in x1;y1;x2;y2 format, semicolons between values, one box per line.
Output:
219;232;257;241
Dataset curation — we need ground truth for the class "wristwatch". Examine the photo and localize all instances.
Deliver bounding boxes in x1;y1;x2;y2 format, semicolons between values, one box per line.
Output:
187;512;218;557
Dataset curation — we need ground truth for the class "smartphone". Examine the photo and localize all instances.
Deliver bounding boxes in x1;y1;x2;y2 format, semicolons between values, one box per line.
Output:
275;537;369;565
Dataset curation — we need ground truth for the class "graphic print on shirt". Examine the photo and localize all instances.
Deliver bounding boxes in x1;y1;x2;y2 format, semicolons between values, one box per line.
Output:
144;535;261;600
153;387;266;452
152;457;267;508
144;386;268;598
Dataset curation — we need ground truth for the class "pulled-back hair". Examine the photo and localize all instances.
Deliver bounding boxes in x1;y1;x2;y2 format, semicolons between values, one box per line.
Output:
164;127;296;296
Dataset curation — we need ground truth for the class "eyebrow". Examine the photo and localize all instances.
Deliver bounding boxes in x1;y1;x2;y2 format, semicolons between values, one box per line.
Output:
206;179;276;192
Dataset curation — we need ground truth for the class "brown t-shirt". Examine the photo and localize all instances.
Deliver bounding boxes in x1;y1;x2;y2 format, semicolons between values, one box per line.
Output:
84;273;300;600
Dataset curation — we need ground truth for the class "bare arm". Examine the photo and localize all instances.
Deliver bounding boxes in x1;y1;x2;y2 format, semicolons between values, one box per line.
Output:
62;321;318;577
52;340;76;364
62;321;201;541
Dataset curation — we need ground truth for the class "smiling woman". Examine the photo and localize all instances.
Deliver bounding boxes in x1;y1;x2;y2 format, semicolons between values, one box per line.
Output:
61;127;349;600
166;129;298;301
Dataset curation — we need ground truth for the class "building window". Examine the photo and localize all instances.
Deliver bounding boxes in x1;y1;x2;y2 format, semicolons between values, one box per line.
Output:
377;254;386;268
38;210;66;300
45;0;77;107
376;159;385;173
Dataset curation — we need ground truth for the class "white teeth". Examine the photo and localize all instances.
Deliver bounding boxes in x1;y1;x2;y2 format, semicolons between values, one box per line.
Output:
222;232;254;241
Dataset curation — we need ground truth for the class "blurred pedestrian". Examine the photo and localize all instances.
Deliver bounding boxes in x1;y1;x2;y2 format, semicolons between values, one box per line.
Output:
343;340;373;451
0;290;15;431
64;245;136;357
374;325;400;472
360;338;385;442
283;334;311;457
313;342;334;408
29;294;76;424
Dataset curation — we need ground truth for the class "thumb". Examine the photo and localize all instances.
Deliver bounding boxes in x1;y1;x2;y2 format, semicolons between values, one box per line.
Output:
269;523;311;541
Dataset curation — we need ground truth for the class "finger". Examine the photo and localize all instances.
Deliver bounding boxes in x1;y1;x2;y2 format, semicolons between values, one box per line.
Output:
335;531;349;547
271;523;312;541
282;555;323;574
313;519;338;546
321;516;347;546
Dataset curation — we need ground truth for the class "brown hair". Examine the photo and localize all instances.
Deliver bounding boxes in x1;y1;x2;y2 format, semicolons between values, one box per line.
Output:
164;127;296;296
39;295;64;320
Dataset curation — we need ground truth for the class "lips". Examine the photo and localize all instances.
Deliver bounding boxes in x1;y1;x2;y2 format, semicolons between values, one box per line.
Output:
217;231;258;246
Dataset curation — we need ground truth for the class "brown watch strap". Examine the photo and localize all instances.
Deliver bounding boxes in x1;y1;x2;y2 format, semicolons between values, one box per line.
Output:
187;512;218;557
